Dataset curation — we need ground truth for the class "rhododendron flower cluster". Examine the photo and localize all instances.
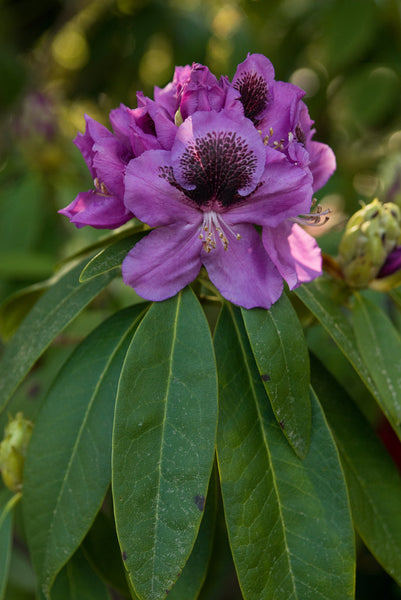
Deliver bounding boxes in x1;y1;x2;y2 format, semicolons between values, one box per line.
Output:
60;54;335;309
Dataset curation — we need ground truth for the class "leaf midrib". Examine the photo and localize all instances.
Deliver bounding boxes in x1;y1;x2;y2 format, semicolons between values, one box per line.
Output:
150;293;181;596
228;304;298;599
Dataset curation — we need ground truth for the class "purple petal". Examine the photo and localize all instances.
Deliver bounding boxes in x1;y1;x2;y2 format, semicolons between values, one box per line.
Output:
109;104;133;148
171;111;266;198
124;150;200;227
122;223;202;300
202;223;283;309
262;222;322;289
378;246;401;278
154;65;193;117
179;64;228;120
258;81;305;147
231;53;275;123
308;141;336;192
92;135;130;198
225;147;313;228
59;190;133;229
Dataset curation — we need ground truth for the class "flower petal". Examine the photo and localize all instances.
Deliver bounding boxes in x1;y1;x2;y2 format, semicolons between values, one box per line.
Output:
124;150;199;227
231;53;275;123
263;221;322;289
58;190;132;229
202;223;283;309
171;110;266;199
226;147;313;227
308;141;337;192
121;222;202;300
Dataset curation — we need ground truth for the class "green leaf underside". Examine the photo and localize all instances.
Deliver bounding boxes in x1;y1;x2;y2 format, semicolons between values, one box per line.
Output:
51;548;111;600
23;304;148;599
294;280;401;438
241;293;311;458
352;292;401;425
0;490;15;600
79;231;147;282
113;287;218;600
215;304;355;600
311;355;401;586
167;465;218;600
0;259;118;413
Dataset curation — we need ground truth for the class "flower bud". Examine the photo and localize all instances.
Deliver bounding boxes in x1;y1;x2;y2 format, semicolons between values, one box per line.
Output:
338;199;401;288
0;413;33;492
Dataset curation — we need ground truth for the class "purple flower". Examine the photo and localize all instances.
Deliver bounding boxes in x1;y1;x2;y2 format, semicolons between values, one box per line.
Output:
378;246;401;278
121;111;314;309
231;55;336;192
59;115;134;229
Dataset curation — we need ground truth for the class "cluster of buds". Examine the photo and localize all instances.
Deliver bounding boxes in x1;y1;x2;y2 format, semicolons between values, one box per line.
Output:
0;413;33;492
338;198;401;289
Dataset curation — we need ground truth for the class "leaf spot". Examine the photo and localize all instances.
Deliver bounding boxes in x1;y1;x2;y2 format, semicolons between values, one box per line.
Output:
261;373;270;382
194;494;205;511
279;420;285;430
122;550;127;561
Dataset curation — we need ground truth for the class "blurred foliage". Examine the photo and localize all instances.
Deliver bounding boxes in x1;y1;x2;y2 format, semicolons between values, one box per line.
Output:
1;0;401;597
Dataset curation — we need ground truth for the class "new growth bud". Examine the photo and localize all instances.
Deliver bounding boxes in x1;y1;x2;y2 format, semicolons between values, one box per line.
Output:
0;413;33;492
338;199;401;288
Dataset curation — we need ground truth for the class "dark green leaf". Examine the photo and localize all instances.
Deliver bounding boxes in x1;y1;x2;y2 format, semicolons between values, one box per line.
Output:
215;304;355;600
0;259;118;412
52;548;111;600
82;509;131;597
79;231;148;282
311;355;401;586
0;280;48;341
168;466;218;600
241;293;311;458
113;287;218;600
294;280;385;408
352;292;401;426
23;305;148;599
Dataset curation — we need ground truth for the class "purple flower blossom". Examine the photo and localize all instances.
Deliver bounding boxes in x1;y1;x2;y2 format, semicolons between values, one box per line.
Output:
60;53;335;309
122;111;314;309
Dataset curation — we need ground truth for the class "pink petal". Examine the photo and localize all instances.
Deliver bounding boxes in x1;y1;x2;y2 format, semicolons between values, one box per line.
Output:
202;223;283;309
122;223;202;301
308;141;336;192
263;222;322;289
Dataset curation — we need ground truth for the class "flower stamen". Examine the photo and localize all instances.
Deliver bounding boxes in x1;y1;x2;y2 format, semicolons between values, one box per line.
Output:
291;204;332;227
199;210;241;252
94;178;110;196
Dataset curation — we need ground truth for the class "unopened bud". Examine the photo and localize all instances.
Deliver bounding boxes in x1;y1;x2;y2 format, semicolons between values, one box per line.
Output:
0;413;33;492
338;199;401;287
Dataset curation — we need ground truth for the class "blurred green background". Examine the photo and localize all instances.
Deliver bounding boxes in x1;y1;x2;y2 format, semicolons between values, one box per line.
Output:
1;0;401;598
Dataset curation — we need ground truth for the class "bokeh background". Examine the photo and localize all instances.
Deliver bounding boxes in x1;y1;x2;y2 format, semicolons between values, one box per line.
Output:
1;0;401;598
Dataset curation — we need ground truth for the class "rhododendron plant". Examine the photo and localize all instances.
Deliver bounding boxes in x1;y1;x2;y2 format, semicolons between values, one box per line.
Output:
60;54;335;308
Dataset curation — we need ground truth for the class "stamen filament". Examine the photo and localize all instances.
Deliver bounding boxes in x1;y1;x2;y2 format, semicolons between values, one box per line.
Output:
200;211;241;252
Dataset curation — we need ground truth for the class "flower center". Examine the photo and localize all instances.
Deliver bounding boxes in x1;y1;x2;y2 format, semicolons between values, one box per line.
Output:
233;72;268;124
179;130;258;208
199;210;241;252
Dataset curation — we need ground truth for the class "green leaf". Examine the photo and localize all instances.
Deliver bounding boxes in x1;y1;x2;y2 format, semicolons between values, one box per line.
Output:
352;292;401;426
82;509;131;597
79;231;147;282
168;466;218;600
215;304;355;600
311;355;401;586
0;280;47;341
0;490;19;600
0;259;118;413
113;287;218;600
241;293;311;458
23;305;148;599
57;221;145;268
52;548;111;600
294;280;383;405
